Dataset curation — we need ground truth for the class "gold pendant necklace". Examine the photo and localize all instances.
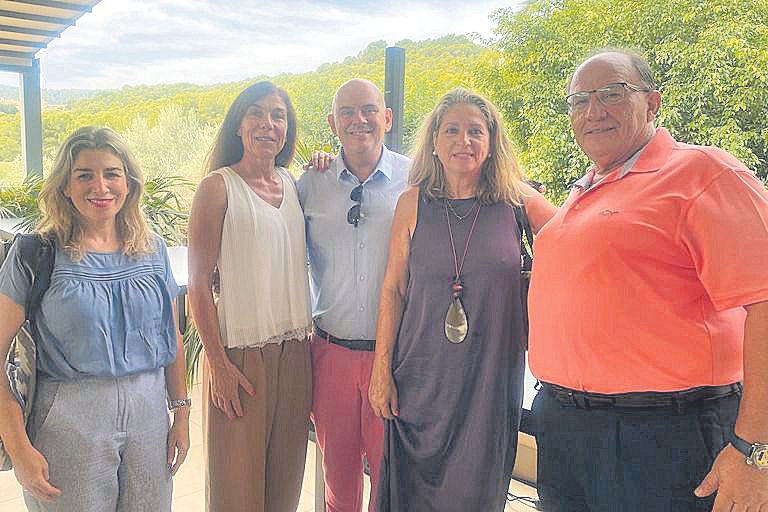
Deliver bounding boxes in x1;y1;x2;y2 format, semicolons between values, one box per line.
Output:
444;199;482;344
446;198;478;222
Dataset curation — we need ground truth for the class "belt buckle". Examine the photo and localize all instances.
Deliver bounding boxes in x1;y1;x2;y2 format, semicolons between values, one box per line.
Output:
569;392;588;409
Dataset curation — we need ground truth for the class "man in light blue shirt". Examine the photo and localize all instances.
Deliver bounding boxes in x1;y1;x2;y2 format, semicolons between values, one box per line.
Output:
297;79;409;512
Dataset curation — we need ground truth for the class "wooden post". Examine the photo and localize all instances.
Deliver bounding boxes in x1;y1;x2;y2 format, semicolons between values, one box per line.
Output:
20;58;43;177
384;47;405;154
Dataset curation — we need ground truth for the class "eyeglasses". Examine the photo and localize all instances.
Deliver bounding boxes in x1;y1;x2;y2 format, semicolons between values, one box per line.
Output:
347;184;363;227
565;82;653;114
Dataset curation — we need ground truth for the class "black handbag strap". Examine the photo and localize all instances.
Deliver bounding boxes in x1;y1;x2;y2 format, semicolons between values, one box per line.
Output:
514;203;534;270
11;234;56;322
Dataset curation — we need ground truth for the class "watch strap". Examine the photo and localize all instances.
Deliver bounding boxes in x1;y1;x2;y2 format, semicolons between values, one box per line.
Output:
729;431;753;458
168;398;192;411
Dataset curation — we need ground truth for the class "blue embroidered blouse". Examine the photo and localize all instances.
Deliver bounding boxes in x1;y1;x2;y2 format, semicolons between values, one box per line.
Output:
0;234;180;380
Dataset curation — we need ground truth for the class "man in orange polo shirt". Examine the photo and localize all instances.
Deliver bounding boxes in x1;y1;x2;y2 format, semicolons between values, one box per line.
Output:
528;49;768;511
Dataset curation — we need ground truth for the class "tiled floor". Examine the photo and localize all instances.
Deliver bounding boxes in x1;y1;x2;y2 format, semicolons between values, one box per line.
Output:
0;383;539;511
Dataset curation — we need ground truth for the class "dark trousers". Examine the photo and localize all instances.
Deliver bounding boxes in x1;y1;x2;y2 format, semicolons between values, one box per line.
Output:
532;387;740;512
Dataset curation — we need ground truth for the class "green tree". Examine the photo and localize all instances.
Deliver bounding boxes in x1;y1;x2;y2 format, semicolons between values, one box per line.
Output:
122;105;217;183
0;35;488;182
0;113;21;161
482;0;768;201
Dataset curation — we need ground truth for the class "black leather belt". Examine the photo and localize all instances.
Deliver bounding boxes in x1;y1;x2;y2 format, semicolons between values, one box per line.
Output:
314;325;375;352
543;382;742;410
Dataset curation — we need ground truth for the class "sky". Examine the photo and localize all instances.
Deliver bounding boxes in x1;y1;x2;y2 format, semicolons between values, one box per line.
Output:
0;0;525;91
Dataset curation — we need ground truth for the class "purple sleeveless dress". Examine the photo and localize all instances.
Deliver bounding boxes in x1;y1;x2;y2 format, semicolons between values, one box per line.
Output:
376;191;525;511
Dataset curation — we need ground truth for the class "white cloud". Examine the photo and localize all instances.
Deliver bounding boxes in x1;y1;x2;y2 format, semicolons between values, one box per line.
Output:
2;0;524;89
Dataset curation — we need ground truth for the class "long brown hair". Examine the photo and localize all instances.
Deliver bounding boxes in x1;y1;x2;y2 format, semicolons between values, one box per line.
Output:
206;81;297;173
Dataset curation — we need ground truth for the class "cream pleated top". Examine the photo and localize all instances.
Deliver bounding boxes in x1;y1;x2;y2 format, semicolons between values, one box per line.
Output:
212;166;311;348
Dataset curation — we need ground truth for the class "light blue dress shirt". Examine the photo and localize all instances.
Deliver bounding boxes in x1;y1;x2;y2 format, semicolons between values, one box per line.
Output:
297;146;410;340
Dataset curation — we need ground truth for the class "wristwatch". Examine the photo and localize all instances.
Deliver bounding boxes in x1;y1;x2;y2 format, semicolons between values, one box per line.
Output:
730;432;768;468
168;398;192;411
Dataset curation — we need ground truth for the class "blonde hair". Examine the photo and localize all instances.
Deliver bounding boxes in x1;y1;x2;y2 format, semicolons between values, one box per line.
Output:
409;88;525;205
37;126;154;260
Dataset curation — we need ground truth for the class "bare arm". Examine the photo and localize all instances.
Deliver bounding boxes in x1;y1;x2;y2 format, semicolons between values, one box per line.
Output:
163;302;188;406
0;294;60;501
188;174;228;366
696;300;768;510
519;181;557;234
164;302;189;475
736;300;768;440
0;297;30;459
369;187;418;420
187;174;254;421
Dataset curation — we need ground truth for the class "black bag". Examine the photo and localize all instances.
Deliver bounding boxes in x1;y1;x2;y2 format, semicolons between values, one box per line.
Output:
514;204;534;348
0;238;13;264
0;234;55;471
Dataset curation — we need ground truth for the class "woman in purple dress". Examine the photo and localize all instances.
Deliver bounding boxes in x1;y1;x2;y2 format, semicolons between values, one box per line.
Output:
369;89;555;511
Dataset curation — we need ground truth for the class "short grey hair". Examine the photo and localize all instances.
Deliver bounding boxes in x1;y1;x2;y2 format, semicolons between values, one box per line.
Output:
569;48;658;91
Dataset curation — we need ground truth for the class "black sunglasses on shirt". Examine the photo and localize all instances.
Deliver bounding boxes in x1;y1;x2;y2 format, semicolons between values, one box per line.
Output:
347;184;363;227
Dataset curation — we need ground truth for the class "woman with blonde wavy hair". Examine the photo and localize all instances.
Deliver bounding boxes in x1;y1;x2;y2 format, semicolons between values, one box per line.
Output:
0;126;189;511
369;89;555;510
37;129;153;259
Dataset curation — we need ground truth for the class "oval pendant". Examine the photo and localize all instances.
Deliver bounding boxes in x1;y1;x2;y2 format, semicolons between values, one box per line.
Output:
445;296;468;343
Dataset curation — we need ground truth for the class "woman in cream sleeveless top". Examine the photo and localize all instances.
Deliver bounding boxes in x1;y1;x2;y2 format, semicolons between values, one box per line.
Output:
212;165;310;348
187;82;312;512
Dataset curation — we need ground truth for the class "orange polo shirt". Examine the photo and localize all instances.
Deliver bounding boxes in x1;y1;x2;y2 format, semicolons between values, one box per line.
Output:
528;128;768;393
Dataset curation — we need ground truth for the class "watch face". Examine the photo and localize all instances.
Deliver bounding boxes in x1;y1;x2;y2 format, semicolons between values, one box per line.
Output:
754;446;768;468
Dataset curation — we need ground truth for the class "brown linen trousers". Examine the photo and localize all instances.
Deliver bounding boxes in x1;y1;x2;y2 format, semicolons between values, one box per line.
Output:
203;339;312;511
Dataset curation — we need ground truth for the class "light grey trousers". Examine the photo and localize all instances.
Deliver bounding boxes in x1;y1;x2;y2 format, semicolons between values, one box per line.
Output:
24;369;172;512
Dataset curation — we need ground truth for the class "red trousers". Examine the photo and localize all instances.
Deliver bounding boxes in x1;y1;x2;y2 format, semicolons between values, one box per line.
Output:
310;333;384;512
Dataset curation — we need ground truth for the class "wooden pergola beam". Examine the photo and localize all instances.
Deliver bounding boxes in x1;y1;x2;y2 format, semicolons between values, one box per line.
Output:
0;23;59;37
10;1;92;12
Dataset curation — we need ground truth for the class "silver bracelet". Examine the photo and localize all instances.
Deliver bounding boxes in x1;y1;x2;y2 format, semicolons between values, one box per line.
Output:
168;398;192;411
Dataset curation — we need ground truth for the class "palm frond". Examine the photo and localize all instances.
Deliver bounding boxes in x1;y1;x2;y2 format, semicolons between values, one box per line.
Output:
0;175;43;232
142;174;192;245
183;321;204;389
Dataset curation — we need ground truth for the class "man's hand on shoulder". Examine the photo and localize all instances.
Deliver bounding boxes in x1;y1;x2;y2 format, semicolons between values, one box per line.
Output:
526;179;547;194
303;151;336;172
695;443;768;511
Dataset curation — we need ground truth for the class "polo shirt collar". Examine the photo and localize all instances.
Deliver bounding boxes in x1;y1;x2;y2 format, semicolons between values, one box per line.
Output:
573;127;675;189
571;173;592;189
335;145;393;182
630;127;676;173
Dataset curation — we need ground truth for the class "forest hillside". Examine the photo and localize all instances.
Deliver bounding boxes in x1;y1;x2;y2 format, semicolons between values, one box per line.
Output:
1;0;765;201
